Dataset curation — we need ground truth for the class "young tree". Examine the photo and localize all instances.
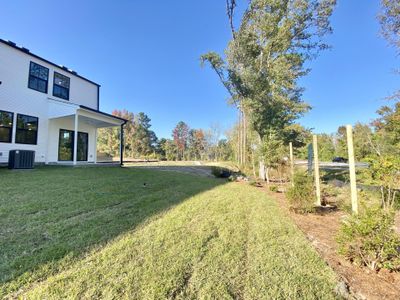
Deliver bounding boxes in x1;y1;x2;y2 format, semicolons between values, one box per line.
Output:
172;121;190;160
353;105;400;209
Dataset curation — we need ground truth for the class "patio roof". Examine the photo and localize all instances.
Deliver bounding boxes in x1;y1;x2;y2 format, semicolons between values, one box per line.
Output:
48;98;127;128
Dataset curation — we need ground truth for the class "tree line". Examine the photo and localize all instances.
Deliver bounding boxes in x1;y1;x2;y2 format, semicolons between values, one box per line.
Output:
97;111;233;161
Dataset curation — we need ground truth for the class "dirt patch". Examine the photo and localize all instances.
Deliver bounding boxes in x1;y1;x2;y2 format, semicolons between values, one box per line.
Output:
263;186;400;300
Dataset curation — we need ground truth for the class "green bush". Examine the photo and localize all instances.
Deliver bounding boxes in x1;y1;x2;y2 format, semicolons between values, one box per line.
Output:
248;180;258;187
211;166;231;178
286;171;315;213
336;207;400;271
269;185;278;192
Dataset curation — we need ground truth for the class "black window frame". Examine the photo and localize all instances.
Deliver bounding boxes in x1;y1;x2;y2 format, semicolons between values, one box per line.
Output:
58;129;88;161
28;61;49;94
0;110;14;143
15;113;39;145
53;72;70;100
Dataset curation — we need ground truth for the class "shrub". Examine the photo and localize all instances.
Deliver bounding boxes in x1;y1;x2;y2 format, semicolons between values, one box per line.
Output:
286;171;315;213
336;207;400;271
269;185;278;192
248;180;258;187
363;155;400;210
211;166;231;178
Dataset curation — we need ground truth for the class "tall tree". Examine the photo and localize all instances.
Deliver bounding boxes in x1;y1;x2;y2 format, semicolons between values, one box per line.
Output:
379;0;400;52
202;0;336;180
155;138;167;159
188;129;206;160
97;109;134;159
172;121;190;160
226;0;237;38
130;112;157;158
379;0;400;99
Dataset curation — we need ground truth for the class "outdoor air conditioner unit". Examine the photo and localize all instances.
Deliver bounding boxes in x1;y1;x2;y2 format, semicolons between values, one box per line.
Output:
8;150;35;169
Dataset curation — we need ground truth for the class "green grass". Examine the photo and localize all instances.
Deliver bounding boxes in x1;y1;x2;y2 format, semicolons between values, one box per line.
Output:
0;166;338;299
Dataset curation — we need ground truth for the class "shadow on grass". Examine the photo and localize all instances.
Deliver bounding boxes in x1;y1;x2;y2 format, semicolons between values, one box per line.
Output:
0;166;227;295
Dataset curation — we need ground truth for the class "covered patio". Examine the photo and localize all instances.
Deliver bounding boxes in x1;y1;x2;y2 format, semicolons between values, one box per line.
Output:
47;100;126;165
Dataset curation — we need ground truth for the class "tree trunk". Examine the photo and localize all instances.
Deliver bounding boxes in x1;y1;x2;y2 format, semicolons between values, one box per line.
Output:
237;109;241;165
251;150;257;178
257;133;266;181
259;161;266;181
243;110;246;165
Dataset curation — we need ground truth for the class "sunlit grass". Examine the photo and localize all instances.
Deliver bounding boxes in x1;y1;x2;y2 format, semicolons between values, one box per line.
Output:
1;167;337;299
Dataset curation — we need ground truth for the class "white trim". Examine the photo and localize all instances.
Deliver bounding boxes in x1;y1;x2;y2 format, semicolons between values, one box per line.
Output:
94;129;98;164
73;112;78;165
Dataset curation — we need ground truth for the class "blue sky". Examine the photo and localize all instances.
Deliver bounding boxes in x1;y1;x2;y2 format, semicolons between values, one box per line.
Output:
1;0;398;138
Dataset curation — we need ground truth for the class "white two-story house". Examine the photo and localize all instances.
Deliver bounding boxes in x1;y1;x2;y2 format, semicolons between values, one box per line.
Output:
0;38;126;165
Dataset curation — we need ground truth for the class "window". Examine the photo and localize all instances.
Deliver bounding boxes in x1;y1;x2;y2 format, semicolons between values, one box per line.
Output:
16;114;38;145
28;62;49;93
0;110;13;143
53;72;70;100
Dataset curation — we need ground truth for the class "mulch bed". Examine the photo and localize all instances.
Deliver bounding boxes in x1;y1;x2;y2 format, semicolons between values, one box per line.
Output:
262;185;400;300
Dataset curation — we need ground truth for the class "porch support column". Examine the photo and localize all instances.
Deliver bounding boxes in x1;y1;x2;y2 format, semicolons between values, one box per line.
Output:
94;128;98;164
120;123;125;166
73;112;79;166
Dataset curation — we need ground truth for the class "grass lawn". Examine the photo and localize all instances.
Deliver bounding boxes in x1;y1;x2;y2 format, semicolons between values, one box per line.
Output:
0;166;337;299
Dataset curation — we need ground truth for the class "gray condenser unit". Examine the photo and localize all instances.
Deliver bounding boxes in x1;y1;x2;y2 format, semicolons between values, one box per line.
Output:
8;150;35;169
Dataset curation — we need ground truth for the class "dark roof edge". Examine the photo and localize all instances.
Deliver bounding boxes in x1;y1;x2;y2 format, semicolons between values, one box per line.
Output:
79;105;127;123
0;38;101;87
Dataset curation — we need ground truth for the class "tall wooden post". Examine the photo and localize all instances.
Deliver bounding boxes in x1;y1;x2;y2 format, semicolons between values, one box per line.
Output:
238;109;241;165
346;125;358;214
312;135;321;206
289;142;294;187
243;110;246;165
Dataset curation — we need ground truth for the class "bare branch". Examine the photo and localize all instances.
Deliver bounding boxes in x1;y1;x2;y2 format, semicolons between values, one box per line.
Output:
226;0;237;39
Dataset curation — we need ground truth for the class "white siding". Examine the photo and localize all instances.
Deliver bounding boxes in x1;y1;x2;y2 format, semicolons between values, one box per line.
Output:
0;42;99;163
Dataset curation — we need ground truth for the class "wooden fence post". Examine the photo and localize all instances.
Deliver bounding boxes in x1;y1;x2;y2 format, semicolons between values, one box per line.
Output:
307;143;313;174
289;142;294;187
312;135;321;206
346;125;358;214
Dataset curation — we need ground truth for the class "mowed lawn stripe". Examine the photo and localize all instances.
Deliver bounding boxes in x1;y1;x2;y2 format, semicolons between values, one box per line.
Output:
6;174;338;299
0;167;223;296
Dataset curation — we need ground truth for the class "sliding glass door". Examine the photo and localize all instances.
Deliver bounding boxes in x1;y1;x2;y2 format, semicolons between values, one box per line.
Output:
77;132;88;161
58;129;88;161
58;129;73;161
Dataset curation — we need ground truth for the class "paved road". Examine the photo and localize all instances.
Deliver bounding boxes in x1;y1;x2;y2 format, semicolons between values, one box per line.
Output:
295;160;369;170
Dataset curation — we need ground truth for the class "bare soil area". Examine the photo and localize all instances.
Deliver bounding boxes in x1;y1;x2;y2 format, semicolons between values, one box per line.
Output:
262;186;400;300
